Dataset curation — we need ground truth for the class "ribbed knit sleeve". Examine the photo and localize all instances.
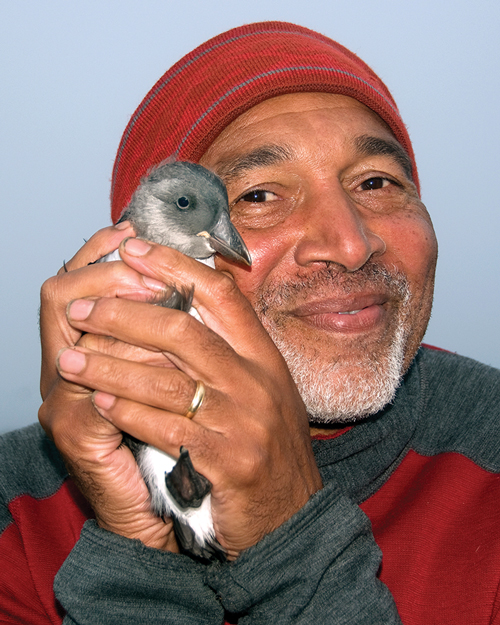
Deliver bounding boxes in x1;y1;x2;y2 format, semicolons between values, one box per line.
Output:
206;480;402;624
55;520;224;625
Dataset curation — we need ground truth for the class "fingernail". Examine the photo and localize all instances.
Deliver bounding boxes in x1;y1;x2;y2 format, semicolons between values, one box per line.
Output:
142;275;167;291
93;391;116;411
115;220;131;230
68;299;95;321
57;348;86;374
124;238;151;256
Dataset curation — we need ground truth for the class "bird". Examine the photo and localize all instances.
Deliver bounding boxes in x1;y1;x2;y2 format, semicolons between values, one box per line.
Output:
96;160;251;560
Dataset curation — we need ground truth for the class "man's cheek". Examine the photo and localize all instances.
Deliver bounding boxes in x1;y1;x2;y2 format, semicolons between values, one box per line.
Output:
381;215;437;278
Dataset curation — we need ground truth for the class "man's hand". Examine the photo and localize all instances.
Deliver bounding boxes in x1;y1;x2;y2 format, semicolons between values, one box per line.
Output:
39;224;179;551
53;237;323;558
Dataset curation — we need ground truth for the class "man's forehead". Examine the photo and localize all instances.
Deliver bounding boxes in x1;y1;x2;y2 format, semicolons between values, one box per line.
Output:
201;92;413;183
227;92;371;126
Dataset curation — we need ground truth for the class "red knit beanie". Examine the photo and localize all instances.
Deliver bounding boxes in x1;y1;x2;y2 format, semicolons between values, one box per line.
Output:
111;21;418;223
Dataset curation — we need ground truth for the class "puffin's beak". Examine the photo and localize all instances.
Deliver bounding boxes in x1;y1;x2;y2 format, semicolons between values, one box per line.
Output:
198;212;252;266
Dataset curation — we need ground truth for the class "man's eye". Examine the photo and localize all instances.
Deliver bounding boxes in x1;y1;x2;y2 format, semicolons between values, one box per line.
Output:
360;177;392;191
240;190;275;202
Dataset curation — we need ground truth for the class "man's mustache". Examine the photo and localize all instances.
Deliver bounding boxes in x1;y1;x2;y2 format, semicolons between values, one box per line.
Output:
255;262;410;315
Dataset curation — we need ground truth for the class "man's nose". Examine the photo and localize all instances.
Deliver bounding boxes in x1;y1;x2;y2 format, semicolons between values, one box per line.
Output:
293;181;386;272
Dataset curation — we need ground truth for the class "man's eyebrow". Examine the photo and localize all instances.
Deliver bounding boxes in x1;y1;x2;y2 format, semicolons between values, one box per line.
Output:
214;144;295;184
213;137;413;183
355;135;414;180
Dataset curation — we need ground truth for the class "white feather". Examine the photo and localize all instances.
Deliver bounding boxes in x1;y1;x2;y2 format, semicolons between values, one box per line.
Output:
137;445;217;547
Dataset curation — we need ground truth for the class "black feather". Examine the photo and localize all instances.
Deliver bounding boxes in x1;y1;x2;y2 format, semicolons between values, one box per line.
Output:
165;446;212;509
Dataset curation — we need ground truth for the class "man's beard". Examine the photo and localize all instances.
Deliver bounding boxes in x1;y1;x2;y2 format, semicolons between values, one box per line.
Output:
254;263;412;424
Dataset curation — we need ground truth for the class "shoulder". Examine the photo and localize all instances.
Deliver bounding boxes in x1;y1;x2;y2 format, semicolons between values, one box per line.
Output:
0;423;68;510
419;344;500;386
417;346;500;412
411;346;500;470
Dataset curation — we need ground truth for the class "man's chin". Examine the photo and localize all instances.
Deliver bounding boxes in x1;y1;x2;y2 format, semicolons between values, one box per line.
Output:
302;366;401;424
266;322;408;425
291;360;403;425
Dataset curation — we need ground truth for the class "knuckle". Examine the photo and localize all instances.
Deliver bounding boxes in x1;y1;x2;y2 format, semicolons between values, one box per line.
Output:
162;308;197;340
248;415;275;449
47;412;68;446
151;371;194;407
231;444;264;485
158;246;184;271
98;261;131;291
40;275;61;305
114;398;142;429
40;394;78;447
106;259;128;281
97;297;118;324
93;297;131;331
212;271;241;303
78;333;108;351
37;399;52;433
159;415;190;447
79;334;123;358
97;355;123;382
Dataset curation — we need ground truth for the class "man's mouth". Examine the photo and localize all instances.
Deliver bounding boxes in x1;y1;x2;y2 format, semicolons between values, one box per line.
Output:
290;295;389;333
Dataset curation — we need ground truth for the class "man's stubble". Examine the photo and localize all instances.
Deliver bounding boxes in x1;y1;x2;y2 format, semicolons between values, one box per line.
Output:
254;263;413;424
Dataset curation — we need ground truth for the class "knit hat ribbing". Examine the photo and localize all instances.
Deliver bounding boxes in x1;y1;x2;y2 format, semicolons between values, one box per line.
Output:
111;21;418;223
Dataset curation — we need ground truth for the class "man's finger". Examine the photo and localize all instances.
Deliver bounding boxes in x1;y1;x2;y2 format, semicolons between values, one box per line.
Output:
40;258;169;398
56;346;202;417
59;222;135;273
77;333;178;367
64;296;250;384
116;238;273;358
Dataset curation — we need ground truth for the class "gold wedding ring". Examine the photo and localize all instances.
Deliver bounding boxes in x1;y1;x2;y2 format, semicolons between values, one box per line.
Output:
184;380;206;419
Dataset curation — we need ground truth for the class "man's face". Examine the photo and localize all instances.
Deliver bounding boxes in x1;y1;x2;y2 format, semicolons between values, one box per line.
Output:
200;93;438;424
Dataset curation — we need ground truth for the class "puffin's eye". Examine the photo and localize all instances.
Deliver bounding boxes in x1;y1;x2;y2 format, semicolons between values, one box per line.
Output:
176;196;190;209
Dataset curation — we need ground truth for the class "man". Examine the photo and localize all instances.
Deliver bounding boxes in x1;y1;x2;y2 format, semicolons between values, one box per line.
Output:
1;21;499;624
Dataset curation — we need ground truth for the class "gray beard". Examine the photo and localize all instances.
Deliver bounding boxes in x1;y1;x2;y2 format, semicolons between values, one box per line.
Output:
254;263;412;424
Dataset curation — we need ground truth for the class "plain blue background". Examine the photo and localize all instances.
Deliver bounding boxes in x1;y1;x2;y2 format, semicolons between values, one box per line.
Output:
1;0;499;433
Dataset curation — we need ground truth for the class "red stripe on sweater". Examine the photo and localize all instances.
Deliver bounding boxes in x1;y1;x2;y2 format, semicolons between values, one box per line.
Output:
361;450;500;624
0;480;92;624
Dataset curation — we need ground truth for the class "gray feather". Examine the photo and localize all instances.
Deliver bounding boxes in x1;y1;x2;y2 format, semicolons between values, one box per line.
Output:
120;161;230;258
